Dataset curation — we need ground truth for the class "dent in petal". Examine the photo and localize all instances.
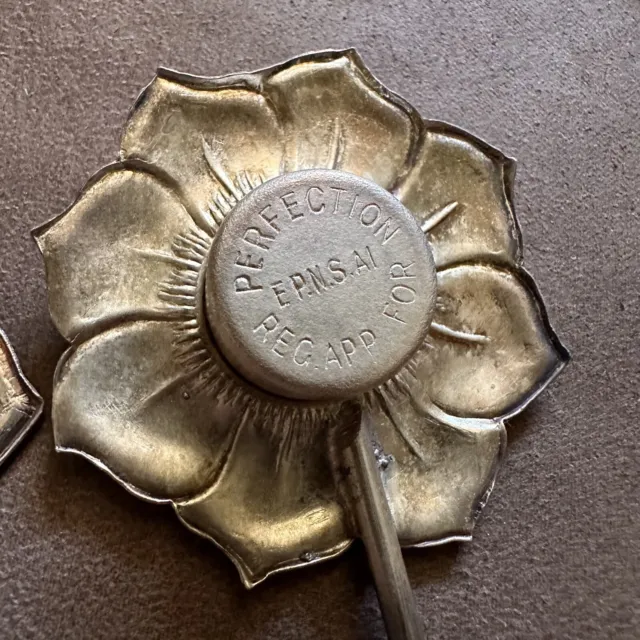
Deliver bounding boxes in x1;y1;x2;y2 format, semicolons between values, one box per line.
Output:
398;125;521;267
53;321;239;501
34;166;200;341
420;264;569;419
264;51;418;189
370;394;505;545
177;418;350;587
121;75;283;225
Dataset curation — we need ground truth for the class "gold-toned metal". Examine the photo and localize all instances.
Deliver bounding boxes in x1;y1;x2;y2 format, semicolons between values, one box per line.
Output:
34;49;569;598
0;330;43;469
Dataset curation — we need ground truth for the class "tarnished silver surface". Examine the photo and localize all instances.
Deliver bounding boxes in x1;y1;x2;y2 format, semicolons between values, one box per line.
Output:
0;330;43;469
34;49;568;588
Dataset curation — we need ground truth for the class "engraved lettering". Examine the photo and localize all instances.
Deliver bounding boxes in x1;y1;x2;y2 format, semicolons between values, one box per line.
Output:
281;192;303;220
353;249;375;274
390;261;415;279
290;272;308;299
307;265;328;293
254;314;279;342
359;330;376;355
328;258;347;283
330;187;346;214
366;245;377;269
271;280;290;307
306;186;325;214
217;171;434;399
259;204;280;232
294;339;314;366
373;217;400;245
383;302;406;324
347;194;360;218
272;327;295;357
326;343;343;368
243;227;274;250
340;338;356;365
279;246;378;304
360;203;380;226
391;284;416;304
235;251;264;270
234;275;262;293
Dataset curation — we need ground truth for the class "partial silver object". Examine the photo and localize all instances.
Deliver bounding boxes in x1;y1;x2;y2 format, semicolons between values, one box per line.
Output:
0;329;43;469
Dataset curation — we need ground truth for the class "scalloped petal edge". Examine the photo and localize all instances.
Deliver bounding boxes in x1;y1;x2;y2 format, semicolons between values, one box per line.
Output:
496;263;570;421
419;118;523;266
175;506;353;589
132;48;424;194
405;395;509;547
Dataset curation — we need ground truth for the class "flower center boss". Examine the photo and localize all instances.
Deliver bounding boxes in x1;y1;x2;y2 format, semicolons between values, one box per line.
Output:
206;169;437;402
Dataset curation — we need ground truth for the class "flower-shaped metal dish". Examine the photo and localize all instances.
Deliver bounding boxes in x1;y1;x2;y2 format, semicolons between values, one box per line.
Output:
0;330;43;468
35;50;568;588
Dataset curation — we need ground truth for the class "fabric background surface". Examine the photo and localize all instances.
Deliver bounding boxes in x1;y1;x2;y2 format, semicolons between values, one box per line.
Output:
0;1;637;638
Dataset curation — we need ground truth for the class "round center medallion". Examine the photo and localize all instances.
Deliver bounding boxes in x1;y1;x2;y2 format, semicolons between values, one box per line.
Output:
205;169;437;401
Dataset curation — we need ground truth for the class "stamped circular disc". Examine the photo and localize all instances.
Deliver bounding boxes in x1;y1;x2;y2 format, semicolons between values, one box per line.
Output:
205;169;437;401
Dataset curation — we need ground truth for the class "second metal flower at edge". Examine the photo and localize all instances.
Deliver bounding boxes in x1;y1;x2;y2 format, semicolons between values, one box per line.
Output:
0;330;43;469
33;49;569;639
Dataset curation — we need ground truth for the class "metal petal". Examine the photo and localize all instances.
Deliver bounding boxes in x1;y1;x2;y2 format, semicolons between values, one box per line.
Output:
176;418;351;588
121;72;283;227
34;165;199;342
370;393;505;545
419;263;569;419
52;321;240;502
0;330;43;469
263;50;420;189
397;123;521;268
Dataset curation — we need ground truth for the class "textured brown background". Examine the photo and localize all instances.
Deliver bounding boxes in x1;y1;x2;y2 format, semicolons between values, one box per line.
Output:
0;1;638;638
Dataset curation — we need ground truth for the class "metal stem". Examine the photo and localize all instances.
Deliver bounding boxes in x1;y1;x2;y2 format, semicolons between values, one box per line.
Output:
346;412;425;640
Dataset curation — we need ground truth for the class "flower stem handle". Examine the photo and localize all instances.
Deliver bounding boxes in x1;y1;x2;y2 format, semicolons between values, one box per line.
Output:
344;409;425;640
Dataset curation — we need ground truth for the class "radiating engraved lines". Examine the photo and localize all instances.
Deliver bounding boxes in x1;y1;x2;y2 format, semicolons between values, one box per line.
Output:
171;228;211;263
171;314;247;407
202;138;265;231
203;137;243;200
154;223;233;402
327;120;344;170
157;157;271;407
421;201;459;233
131;248;189;265
156;228;210;319
380;371;412;400
430;322;490;344
156;218;335;430
275;416;296;472
132;374;190;413
273;407;336;470
377;386;424;461
364;332;437;406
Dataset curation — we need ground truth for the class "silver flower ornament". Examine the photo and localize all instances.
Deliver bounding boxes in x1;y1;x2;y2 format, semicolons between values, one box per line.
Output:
34;50;568;588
